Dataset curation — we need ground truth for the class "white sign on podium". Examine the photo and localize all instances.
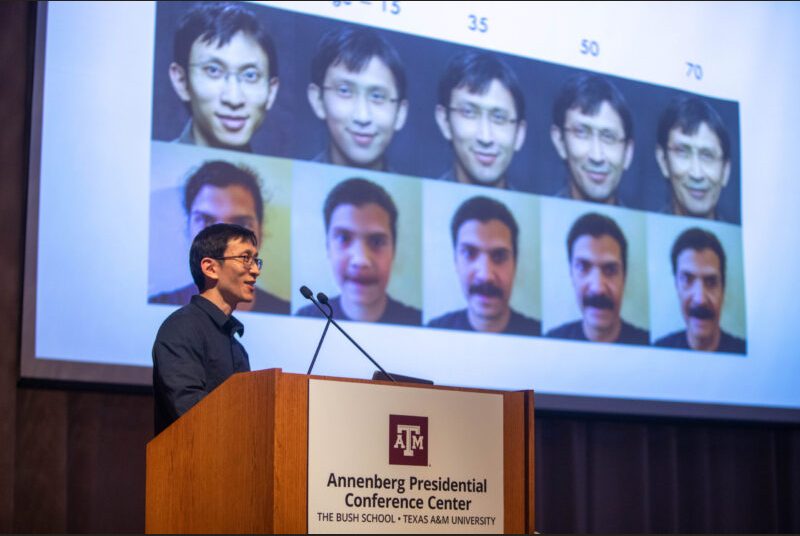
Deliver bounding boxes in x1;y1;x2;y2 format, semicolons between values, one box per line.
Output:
308;379;504;534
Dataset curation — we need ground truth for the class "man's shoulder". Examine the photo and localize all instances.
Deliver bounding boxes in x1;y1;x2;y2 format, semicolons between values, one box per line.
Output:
155;301;206;341
172;120;195;145
507;309;542;336
654;330;689;349
149;283;196;306
718;330;747;354
427;309;471;330
382;296;421;326
618;320;650;345
546;320;585;340
253;288;290;315
437;168;458;183
295;300;328;318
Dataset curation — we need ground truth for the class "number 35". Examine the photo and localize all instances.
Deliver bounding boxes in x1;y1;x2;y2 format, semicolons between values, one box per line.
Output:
468;14;488;33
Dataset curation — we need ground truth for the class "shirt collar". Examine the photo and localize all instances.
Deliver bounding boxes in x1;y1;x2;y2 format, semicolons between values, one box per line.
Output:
191;295;244;337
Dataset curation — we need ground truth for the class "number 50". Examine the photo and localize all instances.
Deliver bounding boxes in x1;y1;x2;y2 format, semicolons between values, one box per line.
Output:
580;39;599;56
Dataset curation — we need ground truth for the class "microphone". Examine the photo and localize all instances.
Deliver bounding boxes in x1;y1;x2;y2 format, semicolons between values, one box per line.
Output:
317;291;334;318
299;286;396;382
302;286;331;375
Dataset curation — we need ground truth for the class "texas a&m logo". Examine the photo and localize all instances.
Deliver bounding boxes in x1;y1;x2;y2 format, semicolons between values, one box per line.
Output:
389;415;428;466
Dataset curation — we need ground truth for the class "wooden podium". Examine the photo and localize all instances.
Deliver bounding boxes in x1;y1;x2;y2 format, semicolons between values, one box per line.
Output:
146;369;534;534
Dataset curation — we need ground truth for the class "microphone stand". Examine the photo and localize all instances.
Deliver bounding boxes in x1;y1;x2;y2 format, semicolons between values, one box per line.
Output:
306;302;332;375
300;287;396;382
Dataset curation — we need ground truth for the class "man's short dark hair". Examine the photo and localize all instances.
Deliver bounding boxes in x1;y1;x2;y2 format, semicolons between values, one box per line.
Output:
670;227;727;287
552;73;633;141
567;212;628;275
311;26;407;101
437;50;525;120
450;196;519;260
323;178;398;245
189;223;257;291
184;160;264;224
173;2;278;77
657;94;731;161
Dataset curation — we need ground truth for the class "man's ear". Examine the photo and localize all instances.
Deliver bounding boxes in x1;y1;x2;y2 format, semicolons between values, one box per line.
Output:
513;119;527;152
169;62;191;103
265;77;280;111
200;257;220;288
623;139;634;170
435;104;453;141
721;160;731;188
307;83;327;120
655;145;670;179
393;99;409;132
550;125;567;159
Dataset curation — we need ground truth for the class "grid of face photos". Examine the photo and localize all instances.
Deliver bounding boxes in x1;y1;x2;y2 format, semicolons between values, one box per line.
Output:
148;1;746;355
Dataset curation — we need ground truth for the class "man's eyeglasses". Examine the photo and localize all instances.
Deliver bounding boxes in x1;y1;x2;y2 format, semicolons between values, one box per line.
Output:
448;104;519;127
667;144;724;166
190;61;266;86
563;125;626;146
322;82;399;107
213;254;263;270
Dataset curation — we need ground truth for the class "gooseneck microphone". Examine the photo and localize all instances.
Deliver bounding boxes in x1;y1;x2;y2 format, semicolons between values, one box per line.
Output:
299;285;396;382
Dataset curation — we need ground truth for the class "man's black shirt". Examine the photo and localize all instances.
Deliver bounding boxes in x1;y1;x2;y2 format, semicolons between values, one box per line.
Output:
152;295;251;434
655;329;747;354
427;308;541;336
546;319;650;345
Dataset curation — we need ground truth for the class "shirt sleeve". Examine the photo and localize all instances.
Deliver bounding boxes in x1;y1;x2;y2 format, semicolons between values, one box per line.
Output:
152;316;208;422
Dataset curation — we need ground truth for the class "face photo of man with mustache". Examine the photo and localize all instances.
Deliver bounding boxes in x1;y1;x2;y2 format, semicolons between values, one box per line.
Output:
149;160;289;315
655;228;746;353
295;177;421;325
550;74;634;206
427;196;540;335
547;212;649;345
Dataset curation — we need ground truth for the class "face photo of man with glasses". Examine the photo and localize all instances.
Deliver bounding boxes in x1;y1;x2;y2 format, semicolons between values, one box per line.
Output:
656;95;732;221
307;27;408;172
435;51;527;189
550;74;634;205
149;160;290;315
168;2;279;151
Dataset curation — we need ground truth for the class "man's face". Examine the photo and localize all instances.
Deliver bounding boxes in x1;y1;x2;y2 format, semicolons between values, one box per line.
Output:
309;57;408;169
570;234;625;336
675;248;724;345
454;219;517;325
326;202;395;310
213;236;261;305
657;122;731;219
170;31;278;149
551;101;633;202
188;184;262;246
436;80;527;186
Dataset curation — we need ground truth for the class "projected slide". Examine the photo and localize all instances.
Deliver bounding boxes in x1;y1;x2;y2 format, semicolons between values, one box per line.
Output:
23;1;800;420
148;1;745;353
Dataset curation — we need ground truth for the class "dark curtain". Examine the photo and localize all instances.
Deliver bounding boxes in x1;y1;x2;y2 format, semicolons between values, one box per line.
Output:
535;413;800;533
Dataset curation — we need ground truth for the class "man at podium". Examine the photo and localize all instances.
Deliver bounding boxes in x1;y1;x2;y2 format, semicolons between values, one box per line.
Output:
152;223;261;434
